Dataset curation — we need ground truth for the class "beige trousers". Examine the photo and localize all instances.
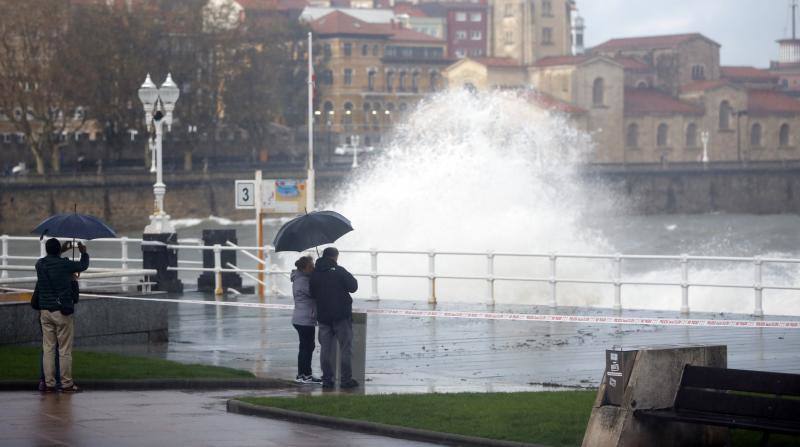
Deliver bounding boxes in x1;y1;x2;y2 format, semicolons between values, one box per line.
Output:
40;310;74;388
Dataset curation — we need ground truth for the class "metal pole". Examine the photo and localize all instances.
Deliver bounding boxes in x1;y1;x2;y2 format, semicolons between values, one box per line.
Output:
754;257;764;317
680;255;689;314
120;237;129;292
0;235;7;279
255;170;265;299
213;244;223;296
370;248;379;300
306;31;315;212
613;255;622;311
154;118;165;215
549;253;557;308
428;250;436;304
487;251;495;305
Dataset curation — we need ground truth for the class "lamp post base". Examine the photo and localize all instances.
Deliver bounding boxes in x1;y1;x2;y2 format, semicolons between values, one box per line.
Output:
144;213;175;235
141;232;183;293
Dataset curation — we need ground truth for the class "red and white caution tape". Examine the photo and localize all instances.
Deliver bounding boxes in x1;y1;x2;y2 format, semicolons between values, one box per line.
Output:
5;288;800;329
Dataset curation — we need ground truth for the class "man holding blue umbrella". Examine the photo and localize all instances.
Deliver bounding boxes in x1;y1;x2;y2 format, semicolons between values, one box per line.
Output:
36;238;89;393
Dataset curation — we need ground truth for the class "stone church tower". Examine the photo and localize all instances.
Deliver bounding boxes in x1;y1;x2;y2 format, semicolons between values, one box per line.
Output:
489;0;574;64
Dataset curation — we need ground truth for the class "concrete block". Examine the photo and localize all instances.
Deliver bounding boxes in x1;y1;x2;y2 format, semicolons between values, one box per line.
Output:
582;345;728;447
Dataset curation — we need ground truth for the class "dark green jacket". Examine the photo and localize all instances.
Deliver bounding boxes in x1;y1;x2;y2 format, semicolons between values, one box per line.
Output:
35;253;89;311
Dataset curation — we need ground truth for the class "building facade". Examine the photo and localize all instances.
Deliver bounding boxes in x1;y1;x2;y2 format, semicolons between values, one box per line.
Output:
310;10;449;149
418;2;489;59
488;0;573;65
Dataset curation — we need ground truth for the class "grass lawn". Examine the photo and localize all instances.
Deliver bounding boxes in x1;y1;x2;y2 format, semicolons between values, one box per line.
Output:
0;345;254;380
241;392;800;447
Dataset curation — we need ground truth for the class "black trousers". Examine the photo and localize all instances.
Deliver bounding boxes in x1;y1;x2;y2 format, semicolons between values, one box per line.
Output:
293;324;316;376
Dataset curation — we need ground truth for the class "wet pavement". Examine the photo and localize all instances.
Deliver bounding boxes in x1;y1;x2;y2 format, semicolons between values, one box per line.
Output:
83;296;800;391
0;389;438;447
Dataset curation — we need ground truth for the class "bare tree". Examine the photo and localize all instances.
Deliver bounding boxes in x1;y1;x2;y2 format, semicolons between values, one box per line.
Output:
0;0;73;174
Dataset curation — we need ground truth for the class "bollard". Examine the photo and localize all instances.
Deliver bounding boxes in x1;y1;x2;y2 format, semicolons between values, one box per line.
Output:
197;229;242;293
753;257;764;317
334;312;367;388
213;244;223;296
1;235;8;279
141;233;183;293
680;255;689;314
370;248;379;300
428;250;436;304
549;253;557;308
120;237;129;292
613;255;622;311
486;251;495;305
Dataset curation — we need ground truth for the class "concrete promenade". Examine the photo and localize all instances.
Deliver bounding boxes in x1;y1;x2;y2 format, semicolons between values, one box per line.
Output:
0;389;437;447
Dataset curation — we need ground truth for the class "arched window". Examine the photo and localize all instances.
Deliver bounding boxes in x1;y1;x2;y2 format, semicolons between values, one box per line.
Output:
367;70;376;91
386;71;394;92
780;123;791;147
685;123;697;147
372;45;379;56
719;100;731;130
750;123;762;147
592;78;604;107
323;101;334;121
691;65;705;80
399;102;408;113
411;71;420;92
398;71;407;91
361;44;368;56
657;123;669;147
429;71;439;92
626;123;638;148
636;81;648;89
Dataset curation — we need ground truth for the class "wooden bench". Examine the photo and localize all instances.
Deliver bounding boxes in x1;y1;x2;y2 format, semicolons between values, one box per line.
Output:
634;365;800;446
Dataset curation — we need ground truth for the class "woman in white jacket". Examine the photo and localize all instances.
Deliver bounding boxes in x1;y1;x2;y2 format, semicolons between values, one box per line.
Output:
291;256;322;384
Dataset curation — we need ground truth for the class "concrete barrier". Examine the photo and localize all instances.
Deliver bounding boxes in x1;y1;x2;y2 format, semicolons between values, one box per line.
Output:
581;345;727;447
0;296;168;346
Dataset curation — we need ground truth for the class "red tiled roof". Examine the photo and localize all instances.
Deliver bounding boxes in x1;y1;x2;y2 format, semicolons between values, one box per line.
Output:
471;57;520;67
680;79;731;94
748;90;800;115
594;33;719;51
533;55;591;67
721;66;779;82
624;88;703;116
525;91;586;115
310;10;391;36
614;56;651;72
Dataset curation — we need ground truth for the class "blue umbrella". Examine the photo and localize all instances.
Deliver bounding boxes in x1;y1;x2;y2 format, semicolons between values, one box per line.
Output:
273;210;353;252
32;212;117;241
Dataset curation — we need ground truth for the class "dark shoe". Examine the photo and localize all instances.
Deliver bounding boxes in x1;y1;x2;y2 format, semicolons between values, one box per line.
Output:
41;386;56;393
306;376;323;385
340;379;359;389
295;375;307;384
322;381;335;390
60;385;81;393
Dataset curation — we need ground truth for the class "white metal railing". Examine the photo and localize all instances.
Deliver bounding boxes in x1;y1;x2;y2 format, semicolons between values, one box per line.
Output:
3;234;800;316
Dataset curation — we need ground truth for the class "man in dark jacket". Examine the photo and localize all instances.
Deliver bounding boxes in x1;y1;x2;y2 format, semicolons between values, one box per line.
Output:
36;238;89;392
310;247;358;389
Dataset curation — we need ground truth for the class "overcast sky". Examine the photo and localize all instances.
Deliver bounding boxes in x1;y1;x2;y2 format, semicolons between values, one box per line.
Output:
579;0;792;67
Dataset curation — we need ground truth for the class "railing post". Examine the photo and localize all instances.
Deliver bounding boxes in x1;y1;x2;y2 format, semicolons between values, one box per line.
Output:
1;235;8;279
370;248;379;301
120;237;129;292
613;255;622;311
487;251;495;305
268;246;279;296
428;250;436;304
753;257;764;317
213;244;223;296
549;253;557;308
680;254;689;314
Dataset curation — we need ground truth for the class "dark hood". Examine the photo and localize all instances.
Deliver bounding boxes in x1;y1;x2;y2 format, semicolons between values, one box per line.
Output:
314;257;337;272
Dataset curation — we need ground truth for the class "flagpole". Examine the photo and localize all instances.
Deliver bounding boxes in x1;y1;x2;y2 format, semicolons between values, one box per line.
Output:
306;31;316;212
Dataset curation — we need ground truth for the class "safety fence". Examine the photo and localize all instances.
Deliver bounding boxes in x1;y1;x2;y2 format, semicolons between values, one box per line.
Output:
2;234;799;316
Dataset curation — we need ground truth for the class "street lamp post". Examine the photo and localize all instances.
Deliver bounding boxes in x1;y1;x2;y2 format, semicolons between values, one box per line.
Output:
138;73;180;235
700;130;710;168
351;134;360;168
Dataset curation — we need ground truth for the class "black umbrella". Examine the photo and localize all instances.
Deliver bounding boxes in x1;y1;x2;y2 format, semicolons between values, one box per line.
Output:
273;210;353;252
32;212;117;241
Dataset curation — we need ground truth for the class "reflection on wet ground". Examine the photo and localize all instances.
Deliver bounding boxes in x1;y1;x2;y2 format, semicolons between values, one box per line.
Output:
0;389;439;447
84;294;800;391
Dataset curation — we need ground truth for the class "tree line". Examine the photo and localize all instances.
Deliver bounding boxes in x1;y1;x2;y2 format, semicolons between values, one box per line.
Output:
0;0;312;175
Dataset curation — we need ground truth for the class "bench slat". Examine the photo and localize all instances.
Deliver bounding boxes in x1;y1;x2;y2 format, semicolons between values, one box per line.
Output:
682;365;800;396
636;409;800;435
675;388;800;423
